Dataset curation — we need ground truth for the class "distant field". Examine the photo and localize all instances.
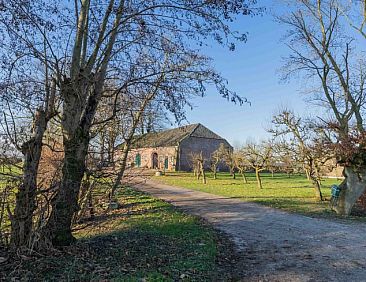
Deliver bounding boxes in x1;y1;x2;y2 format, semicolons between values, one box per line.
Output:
154;172;343;217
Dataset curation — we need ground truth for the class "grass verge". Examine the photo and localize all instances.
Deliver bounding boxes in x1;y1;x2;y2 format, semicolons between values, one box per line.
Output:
1;187;233;281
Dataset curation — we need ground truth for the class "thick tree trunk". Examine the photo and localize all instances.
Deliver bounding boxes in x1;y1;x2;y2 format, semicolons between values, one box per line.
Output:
332;167;366;216
44;0;125;245
11;110;47;248
46;133;89;246
44;78;95;246
255;168;262;189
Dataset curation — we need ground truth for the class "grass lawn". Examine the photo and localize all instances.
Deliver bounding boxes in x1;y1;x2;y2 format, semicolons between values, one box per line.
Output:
1;187;234;281
154;172;343;218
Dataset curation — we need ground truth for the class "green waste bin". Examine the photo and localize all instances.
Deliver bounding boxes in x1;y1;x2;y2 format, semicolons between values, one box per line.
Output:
331;184;341;198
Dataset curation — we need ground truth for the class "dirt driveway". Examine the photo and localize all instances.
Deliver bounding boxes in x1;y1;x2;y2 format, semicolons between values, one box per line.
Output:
131;178;366;281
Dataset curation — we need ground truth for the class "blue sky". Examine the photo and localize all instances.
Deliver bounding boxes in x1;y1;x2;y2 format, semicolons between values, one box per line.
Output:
183;1;312;146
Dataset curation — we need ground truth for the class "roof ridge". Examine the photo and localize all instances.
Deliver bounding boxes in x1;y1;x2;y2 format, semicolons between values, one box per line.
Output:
176;123;200;144
118;123;227;149
187;123;201;137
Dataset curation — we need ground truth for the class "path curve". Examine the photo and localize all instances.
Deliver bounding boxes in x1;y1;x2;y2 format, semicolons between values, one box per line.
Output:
131;178;366;281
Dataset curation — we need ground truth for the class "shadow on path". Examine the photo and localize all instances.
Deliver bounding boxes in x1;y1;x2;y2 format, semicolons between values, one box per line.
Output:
130;178;366;282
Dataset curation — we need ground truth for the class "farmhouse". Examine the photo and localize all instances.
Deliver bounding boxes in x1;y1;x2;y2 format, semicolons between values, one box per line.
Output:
122;123;232;171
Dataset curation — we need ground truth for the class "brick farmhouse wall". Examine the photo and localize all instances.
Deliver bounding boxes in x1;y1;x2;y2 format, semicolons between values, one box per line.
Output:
178;137;231;171
125;146;178;170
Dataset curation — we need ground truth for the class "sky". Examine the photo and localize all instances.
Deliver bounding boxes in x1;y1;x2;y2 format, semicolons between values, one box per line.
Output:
182;1;312;146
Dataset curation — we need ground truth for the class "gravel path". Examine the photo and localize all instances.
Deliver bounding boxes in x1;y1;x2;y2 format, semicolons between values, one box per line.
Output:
131;178;366;281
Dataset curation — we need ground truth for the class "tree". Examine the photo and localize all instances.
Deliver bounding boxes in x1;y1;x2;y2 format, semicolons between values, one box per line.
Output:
280;0;366;213
335;0;366;40
270;110;333;201
210;143;227;180
272;140;301;178
0;27;58;248
242;141;273;189
232;150;249;184
222;150;237;179
189;152;206;184
0;0;260;247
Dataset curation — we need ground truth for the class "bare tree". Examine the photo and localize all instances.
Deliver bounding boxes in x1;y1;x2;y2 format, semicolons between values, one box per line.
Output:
0;39;58;248
0;0;260;247
189;152;206;184
233;150;249;184
222;150;237;179
270;110;334;201
335;0;366;39
210;143;227;180
242;141;273;189
272;140;301;178
280;0;366;213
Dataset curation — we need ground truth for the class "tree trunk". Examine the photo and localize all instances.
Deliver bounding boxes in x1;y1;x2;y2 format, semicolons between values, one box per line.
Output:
111;142;130;199
332;167;366;216
88;189;94;220
45;133;89;246
312;178;323;201
312;166;323;201
44;78;95;246
74;173;94;223
213;170;217;180
100;131;105;164
255;168;262;189
304;167;311;180
200;163;206;184
241;172;248;184
111;90;159;197
202;171;206;184
11;110;47;248
229;166;235;178
44;0;126;245
197;167;201;180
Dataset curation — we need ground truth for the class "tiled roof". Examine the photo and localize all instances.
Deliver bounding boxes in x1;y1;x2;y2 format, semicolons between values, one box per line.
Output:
129;123;227;148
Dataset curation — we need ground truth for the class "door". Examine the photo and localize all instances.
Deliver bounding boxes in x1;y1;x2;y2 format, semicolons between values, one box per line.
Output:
135;153;141;168
164;157;169;170
152;153;158;169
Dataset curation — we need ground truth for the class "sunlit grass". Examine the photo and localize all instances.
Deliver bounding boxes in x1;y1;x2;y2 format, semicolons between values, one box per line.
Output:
154;172;343;217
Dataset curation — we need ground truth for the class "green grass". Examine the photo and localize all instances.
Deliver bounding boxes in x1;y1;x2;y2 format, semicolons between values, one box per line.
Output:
0;165;21;235
1;186;227;281
154;172;343;217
